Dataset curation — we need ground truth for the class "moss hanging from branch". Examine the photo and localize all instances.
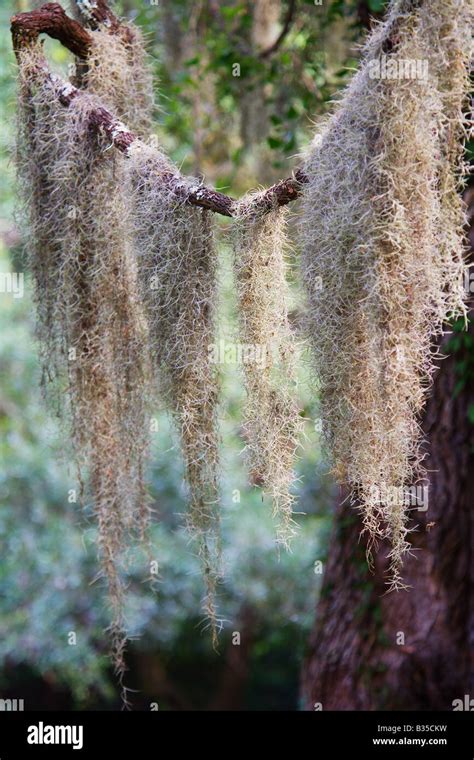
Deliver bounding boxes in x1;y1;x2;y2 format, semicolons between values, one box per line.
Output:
127;142;222;641
83;24;154;137
233;201;302;547
16;44;152;688
13;0;472;652
300;0;472;588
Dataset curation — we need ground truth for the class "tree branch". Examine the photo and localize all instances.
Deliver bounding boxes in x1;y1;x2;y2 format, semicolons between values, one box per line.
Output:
11;4;307;218
260;0;297;59
11;2;92;59
73;0;134;44
10;0;429;218
74;0;121;30
356;1;384;31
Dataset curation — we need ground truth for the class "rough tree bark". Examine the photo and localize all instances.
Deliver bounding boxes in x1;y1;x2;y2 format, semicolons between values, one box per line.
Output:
302;306;474;710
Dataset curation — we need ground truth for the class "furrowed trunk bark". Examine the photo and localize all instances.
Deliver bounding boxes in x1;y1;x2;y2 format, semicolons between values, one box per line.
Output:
302;315;474;711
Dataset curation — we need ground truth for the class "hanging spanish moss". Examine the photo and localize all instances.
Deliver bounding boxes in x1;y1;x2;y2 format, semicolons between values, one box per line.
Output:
83;24;154;137
233;201;302;547
127;142;222;641
300;0;472;588
16;44;152;685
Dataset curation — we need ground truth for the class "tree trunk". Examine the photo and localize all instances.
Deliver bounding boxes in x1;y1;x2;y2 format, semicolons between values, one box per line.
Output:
239;0;282;184
302;315;474;711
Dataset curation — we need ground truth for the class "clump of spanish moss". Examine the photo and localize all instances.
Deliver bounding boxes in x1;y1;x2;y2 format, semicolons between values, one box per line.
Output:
300;0;472;588
127;142;222;640
17;45;152;684
83;24;154;137
233;201;302;547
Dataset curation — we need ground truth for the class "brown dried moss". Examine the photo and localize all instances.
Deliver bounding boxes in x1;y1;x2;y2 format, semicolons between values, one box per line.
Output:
17;45;152;684
127;142;222;641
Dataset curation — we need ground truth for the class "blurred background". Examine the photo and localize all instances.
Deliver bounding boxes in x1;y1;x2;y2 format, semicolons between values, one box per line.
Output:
1;0;472;712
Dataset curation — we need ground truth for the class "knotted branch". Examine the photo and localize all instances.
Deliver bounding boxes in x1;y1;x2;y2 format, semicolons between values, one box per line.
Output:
73;0;135;44
11;2;307;218
11;2;92;58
